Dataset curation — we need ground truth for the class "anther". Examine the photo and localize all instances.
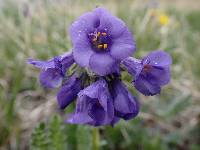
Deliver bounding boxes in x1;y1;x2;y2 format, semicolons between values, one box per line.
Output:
102;32;107;36
97;32;101;37
98;44;103;49
103;44;108;49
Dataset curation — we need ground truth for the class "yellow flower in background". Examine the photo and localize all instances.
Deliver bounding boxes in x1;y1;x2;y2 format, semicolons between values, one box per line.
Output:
159;14;170;26
148;8;170;26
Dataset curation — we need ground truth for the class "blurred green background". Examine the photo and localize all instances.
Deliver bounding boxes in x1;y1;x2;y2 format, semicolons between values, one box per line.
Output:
0;0;200;149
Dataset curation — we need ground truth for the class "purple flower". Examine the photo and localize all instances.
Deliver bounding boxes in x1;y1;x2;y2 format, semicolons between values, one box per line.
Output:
70;7;136;76
57;73;82;109
67;79;114;126
28;52;74;88
111;79;139;121
123;50;172;96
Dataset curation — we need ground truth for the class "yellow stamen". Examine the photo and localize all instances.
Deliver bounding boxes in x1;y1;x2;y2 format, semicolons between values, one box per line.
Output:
102;32;107;36
103;44;108;49
98;44;103;49
97;32;101;37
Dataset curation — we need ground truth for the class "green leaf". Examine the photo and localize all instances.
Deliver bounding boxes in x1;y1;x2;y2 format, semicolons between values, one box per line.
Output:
30;122;49;150
48;115;67;150
76;126;92;150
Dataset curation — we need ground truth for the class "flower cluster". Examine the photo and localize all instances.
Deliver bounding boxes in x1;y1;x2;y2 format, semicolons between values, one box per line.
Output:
28;7;172;126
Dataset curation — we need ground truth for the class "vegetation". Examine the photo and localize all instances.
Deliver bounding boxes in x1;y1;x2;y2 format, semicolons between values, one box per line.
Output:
0;0;199;149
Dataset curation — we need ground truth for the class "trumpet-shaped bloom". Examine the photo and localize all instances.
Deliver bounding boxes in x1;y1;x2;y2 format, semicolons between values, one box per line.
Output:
28;52;74;88
123;50;172;96
67;79;114;126
111;79;139;120
57;73;82;109
70;7;136;76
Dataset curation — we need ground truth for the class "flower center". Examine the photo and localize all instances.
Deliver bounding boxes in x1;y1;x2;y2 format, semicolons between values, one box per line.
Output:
143;64;152;73
88;31;111;51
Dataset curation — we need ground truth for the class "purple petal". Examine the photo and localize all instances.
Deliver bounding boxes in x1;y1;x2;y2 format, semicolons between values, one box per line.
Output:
103;97;114;124
88;99;114;126
122;57;143;78
69;12;97;44
39;68;63;88
88;102;106;125
145;66;170;86
60;52;74;74
112;80;139;120
78;79;113;113
57;73;82;109
69;79;114;126
78;79;110;111
28;52;74;85
67;112;93;125
94;7;127;38
143;50;172;67
111;116;120;127
110;28;136;60
89;53;118;76
78;79;106;99
67;96;93;125
27;58;54;69
134;75;161;96
73;35;94;67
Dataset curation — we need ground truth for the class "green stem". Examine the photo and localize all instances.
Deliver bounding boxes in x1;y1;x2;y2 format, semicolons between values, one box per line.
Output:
92;128;100;150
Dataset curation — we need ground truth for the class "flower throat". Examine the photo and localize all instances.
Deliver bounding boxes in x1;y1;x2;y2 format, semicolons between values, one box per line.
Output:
89;31;111;51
